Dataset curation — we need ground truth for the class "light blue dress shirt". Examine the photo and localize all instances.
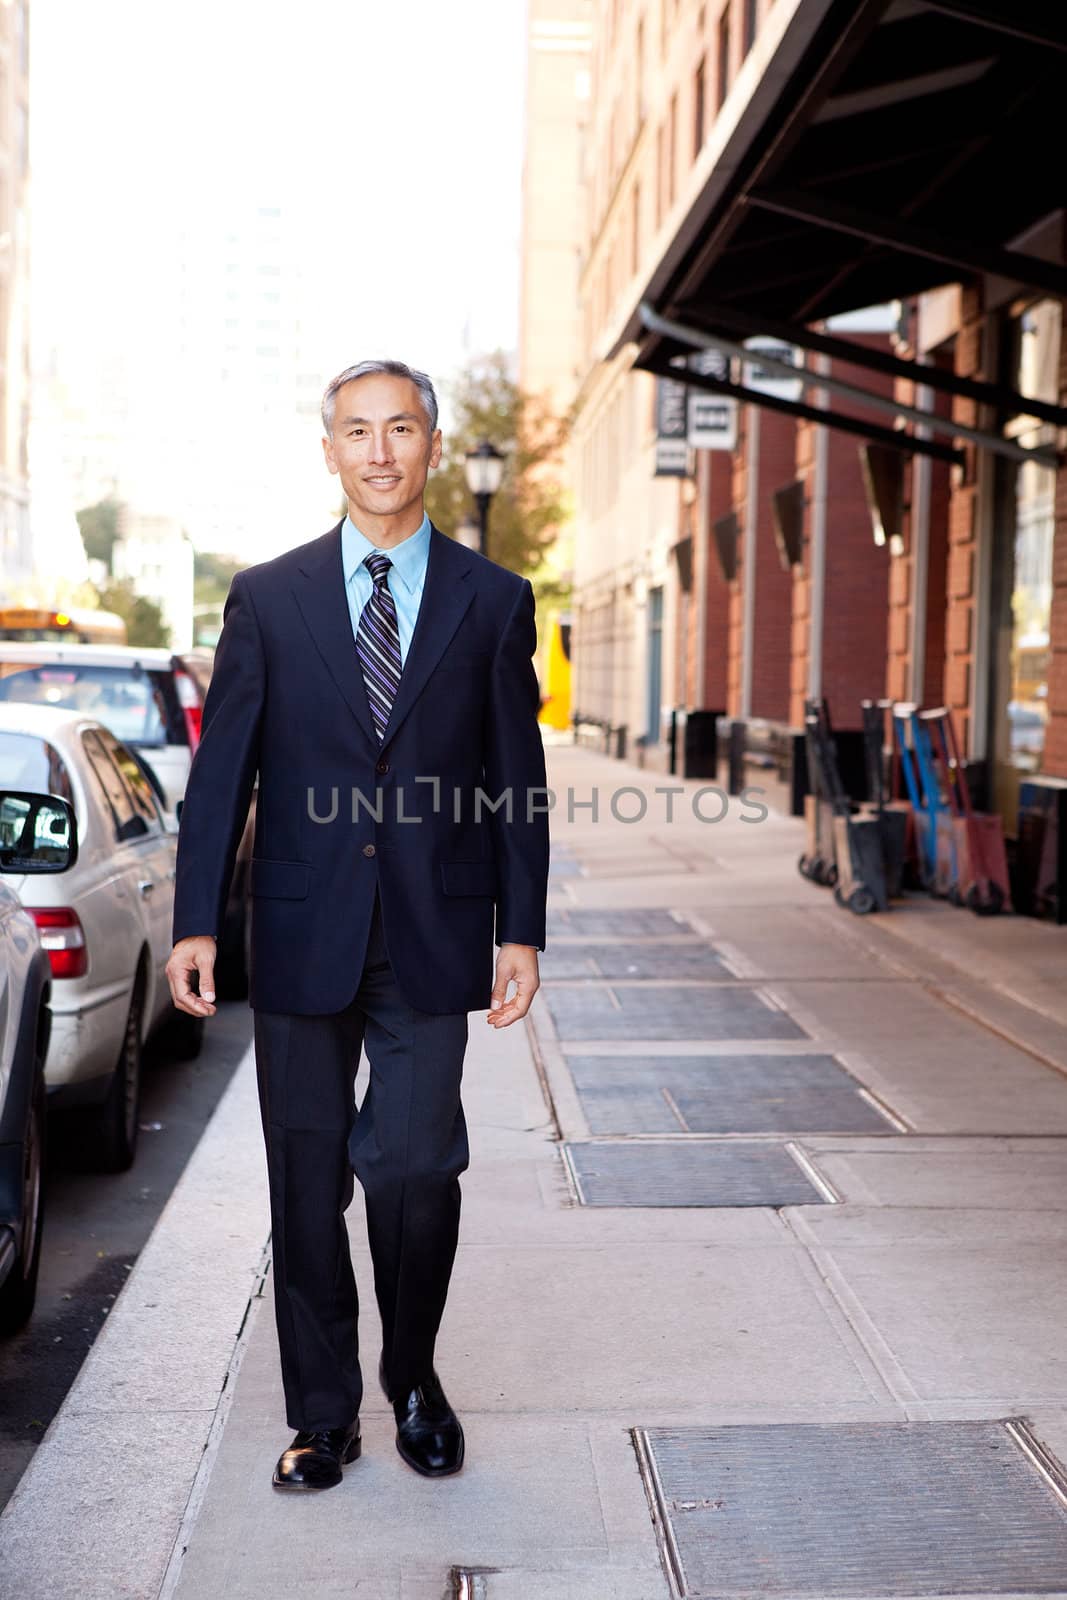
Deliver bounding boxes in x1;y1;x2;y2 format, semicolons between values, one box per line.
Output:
341;510;431;667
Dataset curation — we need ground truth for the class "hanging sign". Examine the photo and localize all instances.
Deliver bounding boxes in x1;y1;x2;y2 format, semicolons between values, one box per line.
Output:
654;376;692;477
686;347;737;451
742;336;804;401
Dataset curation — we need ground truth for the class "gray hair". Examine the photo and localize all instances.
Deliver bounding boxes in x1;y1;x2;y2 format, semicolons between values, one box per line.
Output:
321;359;439;437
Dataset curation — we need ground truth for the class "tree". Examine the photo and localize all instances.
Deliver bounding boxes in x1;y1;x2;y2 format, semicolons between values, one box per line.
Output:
96;580;171;648
193;551;244;607
76;498;121;567
423;351;571;576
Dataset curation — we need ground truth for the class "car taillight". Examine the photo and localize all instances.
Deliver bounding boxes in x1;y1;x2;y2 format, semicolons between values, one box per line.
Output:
174;669;203;749
27;908;88;978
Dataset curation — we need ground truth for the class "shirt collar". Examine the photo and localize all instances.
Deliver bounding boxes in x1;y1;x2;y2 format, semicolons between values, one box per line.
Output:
342;510;431;596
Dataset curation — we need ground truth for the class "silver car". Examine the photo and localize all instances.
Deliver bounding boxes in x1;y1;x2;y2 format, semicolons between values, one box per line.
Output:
0;784;77;1332
0;703;201;1173
0;642;253;999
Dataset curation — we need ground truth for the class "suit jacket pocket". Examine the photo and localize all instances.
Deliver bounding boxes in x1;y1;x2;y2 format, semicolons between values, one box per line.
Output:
440;859;498;897
250;857;312;899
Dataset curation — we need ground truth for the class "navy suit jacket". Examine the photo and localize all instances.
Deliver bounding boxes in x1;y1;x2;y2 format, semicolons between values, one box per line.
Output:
172;517;550;1015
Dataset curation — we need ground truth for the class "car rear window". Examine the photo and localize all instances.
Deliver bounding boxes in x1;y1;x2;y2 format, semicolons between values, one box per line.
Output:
0;731;75;803
0;662;187;748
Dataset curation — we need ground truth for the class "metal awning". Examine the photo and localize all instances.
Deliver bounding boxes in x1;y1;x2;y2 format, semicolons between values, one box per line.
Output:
610;0;1067;461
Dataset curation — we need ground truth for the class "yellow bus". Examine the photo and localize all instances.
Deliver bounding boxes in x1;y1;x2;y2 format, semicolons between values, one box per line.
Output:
0;606;128;645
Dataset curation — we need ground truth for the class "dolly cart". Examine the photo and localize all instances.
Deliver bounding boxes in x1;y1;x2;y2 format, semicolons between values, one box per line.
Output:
860;698;909;898
803;707;887;914
892;703;945;892
920;707;1012;915
798;696;844;887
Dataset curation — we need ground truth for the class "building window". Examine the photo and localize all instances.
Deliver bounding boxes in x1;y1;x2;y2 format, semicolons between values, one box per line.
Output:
989;297;1062;813
717;4;732;110
693;56;706;159
743;0;758;54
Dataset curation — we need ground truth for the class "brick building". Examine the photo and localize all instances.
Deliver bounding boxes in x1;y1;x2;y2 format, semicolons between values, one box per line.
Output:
559;0;1067;915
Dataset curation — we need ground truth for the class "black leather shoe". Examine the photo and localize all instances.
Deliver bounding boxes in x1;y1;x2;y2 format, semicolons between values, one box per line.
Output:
379;1359;464;1477
272;1421;361;1490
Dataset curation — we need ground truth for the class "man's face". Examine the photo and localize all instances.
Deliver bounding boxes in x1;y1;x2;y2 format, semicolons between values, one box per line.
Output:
322;373;442;528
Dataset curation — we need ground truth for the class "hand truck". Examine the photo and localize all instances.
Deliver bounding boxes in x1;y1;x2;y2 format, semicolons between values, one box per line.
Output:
919;707;1012;915
860;697;909;899
798;696;841;888
803;705;888;914
892;703;944;893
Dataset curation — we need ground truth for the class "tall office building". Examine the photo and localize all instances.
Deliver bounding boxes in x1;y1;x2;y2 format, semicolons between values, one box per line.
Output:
519;0;593;417
0;0;31;594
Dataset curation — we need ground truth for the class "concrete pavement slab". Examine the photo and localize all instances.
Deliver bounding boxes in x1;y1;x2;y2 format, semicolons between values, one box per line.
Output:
803;1136;1067;1209
0;1036;269;1600
0;1411;215;1600
786;1204;1067;1405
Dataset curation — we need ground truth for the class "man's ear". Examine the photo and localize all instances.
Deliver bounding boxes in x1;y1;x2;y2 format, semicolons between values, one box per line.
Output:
429;428;443;469
322;434;339;475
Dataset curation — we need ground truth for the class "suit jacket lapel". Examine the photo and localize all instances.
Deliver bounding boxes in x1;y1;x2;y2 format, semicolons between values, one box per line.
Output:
292;518;475;749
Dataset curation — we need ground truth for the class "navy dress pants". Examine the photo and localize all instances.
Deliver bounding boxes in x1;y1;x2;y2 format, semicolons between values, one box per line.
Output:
252;885;470;1431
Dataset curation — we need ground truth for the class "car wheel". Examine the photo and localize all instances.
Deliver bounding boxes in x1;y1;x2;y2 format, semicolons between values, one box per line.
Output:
0;1053;46;1336
91;976;144;1173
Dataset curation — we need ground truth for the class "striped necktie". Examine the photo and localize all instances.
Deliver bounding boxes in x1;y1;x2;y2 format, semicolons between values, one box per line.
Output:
355;550;402;743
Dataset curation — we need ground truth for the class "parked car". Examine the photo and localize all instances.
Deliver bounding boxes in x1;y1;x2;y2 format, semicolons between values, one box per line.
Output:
0;703;200;1172
0;642;254;997
0;785;77;1332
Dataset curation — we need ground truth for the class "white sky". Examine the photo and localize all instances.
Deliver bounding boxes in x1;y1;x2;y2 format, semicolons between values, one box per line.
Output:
30;0;529;558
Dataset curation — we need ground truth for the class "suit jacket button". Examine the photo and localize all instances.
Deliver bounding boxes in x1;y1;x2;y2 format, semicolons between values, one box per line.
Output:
362;843;376;858
375;758;390;775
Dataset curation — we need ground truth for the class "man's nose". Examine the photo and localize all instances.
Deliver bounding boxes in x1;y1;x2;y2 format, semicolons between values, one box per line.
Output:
368;432;396;462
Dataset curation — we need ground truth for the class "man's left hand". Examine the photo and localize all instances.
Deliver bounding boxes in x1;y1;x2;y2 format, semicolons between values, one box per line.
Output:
487;944;540;1028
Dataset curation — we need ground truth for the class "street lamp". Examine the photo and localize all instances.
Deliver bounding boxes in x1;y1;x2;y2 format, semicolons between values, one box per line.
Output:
463;438;505;559
455;515;480;551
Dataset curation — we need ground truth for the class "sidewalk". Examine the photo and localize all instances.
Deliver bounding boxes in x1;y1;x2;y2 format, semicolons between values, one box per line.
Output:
3;742;1067;1599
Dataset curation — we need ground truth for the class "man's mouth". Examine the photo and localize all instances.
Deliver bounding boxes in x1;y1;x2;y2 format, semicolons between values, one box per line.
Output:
366;475;401;487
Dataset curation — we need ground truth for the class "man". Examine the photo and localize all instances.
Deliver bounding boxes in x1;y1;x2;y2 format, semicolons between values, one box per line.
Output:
166;359;549;1491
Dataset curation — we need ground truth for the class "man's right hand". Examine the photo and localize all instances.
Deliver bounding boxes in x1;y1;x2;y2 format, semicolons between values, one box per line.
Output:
166;936;218;1018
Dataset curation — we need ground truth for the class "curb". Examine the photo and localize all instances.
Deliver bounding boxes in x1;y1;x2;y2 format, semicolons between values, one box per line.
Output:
0;1041;270;1600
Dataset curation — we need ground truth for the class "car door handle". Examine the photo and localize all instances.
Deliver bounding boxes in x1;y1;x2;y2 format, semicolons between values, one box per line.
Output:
138;879;155;896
